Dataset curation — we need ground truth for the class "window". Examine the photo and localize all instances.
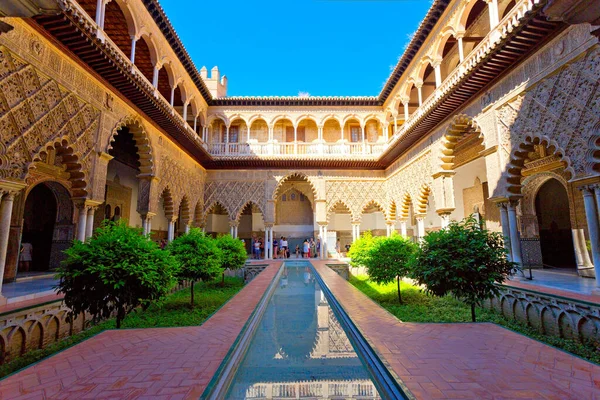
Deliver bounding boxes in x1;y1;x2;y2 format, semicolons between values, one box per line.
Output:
300;193;305;202
282;194;287;202
351;126;361;143
291;193;296;201
229;126;239;143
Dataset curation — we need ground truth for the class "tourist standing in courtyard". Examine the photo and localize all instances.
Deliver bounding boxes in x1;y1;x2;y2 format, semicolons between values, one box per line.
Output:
19;241;33;273
280;236;288;258
303;239;309;258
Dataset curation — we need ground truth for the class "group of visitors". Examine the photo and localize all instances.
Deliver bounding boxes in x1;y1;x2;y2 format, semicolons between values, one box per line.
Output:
273;236;290;259
301;238;320;258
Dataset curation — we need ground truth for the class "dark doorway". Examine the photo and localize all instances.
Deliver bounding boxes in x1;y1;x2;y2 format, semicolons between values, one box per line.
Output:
22;184;57;272
535;179;576;268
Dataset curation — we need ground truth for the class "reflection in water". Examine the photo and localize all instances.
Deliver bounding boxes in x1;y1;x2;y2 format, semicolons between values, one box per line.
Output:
226;263;381;399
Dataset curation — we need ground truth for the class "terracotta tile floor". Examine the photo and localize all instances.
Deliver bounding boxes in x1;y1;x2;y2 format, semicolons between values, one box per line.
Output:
312;261;600;400
0;262;281;400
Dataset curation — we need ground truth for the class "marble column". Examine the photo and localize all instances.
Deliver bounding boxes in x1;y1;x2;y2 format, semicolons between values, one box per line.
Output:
399;220;407;238
497;202;512;262
416;215;425;240
0;192;15;298
269;227;274;260
264;227;269;260
439;213;451;229
323;225;328;259
351;223;360;242
582;186;600;286
76;204;88;242
185;224;190;234
507;200;523;268
167;218;176;242
85;206;96;239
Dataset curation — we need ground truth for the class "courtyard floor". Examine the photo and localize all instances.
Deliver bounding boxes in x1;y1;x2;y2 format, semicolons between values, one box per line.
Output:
0;260;599;399
0;262;281;399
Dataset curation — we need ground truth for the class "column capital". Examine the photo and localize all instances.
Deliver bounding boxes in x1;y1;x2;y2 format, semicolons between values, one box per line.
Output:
229;220;239;228
580;184;600;193
170;215;178;223
98;151;114;163
0;179;26;195
432;171;455;179
264;223;274;229
436;209;453;217
415;213;426;220
141;212;156;220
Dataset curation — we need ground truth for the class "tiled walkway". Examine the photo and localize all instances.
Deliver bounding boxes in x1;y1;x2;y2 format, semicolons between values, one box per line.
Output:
504;270;600;305
0;262;281;400
312;261;600;400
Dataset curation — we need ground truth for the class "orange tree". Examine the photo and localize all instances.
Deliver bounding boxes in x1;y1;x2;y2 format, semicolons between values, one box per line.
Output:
57;220;177;328
410;217;517;322
168;228;223;307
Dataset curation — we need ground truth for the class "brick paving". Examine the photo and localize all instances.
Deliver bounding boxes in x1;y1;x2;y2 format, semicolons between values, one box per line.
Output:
312;261;600;399
0;262;281;400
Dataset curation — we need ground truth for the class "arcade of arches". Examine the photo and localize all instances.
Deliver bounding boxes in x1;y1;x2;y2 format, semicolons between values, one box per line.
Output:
0;0;599;306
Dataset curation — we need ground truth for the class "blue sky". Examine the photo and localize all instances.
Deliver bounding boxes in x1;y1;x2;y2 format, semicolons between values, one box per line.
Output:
159;0;432;97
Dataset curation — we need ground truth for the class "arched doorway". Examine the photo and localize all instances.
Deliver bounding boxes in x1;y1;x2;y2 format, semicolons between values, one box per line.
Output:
535;179;576;269
21;182;73;273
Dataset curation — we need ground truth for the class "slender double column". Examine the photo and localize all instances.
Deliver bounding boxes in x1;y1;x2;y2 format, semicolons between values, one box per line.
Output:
415;215;426;240
506;200;523;269
318;224;328;259
581;185;600;287
497;202;512;262
264;225;274;260
167;216;177;242
351;222;361;243
141;212;155;236
386;222;395;237
399;219;408;238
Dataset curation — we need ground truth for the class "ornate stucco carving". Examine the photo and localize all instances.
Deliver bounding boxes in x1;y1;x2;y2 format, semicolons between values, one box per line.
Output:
0;47;100;197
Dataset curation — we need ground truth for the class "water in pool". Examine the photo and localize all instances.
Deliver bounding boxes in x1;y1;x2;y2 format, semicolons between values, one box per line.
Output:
225;262;381;399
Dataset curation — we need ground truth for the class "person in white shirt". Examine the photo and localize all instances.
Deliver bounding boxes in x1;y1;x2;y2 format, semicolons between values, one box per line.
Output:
280;237;288;259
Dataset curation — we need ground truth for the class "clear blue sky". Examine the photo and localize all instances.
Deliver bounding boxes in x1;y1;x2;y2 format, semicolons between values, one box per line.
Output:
159;0;432;97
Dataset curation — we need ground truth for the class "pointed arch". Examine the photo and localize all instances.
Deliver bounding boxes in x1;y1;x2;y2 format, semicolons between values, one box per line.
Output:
107;116;155;176
31;139;88;199
415;185;432;215
178;195;192;226
399;193;413;219
360;199;387;220
439;114;483;171
204;200;231;218
272;172;319;201
193;200;204;227
505;135;574;197
388;200;398;222
327;200;354;221
235;200;265;222
160;187;174;220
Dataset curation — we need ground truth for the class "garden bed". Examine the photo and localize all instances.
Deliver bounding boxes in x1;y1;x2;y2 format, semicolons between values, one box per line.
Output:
0;277;243;379
350;274;600;364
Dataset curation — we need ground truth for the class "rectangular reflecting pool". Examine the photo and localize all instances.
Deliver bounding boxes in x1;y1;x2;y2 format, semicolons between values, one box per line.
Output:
225;261;382;399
